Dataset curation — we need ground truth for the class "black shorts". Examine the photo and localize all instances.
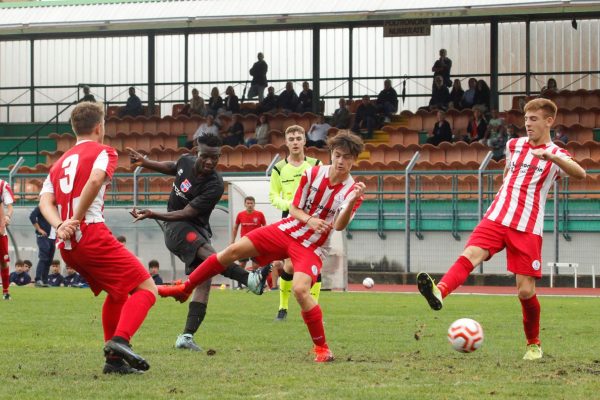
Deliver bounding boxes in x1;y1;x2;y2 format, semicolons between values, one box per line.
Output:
163;221;211;275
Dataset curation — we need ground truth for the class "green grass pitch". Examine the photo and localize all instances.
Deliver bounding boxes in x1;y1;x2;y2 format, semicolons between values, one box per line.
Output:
1;287;599;399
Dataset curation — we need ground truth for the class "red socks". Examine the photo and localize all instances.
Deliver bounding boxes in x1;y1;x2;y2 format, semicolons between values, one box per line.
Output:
301;305;327;347
1;266;9;294
186;253;226;291
113;289;156;342
102;295;126;342
520;294;541;345
438;256;475;298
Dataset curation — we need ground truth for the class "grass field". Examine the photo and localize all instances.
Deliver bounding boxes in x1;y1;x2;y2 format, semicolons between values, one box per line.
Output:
1;287;599;400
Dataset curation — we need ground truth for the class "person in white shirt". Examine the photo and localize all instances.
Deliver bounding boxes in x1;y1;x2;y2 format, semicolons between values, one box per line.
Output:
306;115;331;148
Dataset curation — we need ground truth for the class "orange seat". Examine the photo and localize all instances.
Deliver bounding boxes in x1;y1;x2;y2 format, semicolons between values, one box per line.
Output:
172;104;185;116
420;110;437;133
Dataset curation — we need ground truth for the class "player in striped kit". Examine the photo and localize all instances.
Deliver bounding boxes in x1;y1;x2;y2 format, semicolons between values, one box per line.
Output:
158;131;365;362
417;98;586;360
0;179;15;300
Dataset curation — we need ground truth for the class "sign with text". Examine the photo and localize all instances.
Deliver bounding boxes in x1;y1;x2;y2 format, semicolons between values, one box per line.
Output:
383;19;431;37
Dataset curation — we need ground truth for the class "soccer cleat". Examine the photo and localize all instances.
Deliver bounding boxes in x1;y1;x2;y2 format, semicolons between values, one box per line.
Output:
175;333;202;352
157;284;191;303
104;339;150;371
2;293;11;300
274;308;288;322
313;345;334;363
103;360;144;375
246;264;272;295
35;280;49;288
417;272;443;311
522;344;543;360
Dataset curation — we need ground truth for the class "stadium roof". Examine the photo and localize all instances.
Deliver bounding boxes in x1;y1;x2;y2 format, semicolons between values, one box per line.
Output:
0;0;599;37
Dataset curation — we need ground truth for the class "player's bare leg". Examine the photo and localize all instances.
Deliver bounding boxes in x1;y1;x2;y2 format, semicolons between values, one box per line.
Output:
517;274;542;360
293;272;333;362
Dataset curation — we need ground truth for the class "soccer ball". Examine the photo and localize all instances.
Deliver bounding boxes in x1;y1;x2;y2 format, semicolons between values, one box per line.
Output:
362;277;374;289
447;318;484;353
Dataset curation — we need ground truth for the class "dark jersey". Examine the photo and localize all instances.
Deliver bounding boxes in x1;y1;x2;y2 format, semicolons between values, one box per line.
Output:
48;273;64;287
167;155;224;233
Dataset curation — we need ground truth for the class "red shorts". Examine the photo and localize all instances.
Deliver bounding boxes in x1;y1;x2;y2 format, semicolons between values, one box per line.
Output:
0;235;9;264
467;218;543;278
245;224;323;284
60;223;150;300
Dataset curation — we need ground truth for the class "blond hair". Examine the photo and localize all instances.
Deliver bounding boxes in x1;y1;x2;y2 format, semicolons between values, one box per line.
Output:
524;98;557;119
284;125;305;136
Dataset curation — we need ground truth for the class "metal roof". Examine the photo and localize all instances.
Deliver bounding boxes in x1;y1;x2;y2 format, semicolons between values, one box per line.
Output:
0;0;599;36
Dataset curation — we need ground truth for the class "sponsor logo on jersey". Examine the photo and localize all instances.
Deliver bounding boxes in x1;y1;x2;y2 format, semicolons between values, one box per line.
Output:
180;179;192;193
532;260;541;271
311;265;318;276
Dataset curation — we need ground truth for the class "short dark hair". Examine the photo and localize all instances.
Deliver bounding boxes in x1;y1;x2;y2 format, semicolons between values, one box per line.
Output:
244;196;255;202
23;260;32;267
328;130;364;158
51;259;61;266
15;259;24;267
148;260;159;268
197;134;222;148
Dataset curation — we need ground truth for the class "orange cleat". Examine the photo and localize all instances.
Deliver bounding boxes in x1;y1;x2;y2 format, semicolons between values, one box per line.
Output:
157;283;191;303
313;345;334;363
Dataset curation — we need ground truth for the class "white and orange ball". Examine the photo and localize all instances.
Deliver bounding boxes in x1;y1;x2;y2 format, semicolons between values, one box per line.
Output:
447;318;484;353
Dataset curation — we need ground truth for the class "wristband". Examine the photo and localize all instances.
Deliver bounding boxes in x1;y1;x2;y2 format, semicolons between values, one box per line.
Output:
56;222;63;230
306;216;313;224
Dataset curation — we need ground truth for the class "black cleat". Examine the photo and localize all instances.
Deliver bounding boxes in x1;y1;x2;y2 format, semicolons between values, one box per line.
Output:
103;360;144;375
274;308;288;322
104;339;150;371
3;293;11;300
416;272;443;311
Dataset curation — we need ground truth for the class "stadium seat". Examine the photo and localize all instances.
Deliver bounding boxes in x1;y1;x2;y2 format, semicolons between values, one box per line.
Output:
404;111;422;131
106;106;120;118
399;144;420;163
268;130;285;147
365;143;385;164
116;116;133;134
172;104;185;116
419;110;437;133
240;114;258;133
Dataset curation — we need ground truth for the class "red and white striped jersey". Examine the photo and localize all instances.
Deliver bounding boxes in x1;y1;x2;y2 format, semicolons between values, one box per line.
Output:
276;165;363;258
0;179;14;205
484;137;571;236
40;140;118;226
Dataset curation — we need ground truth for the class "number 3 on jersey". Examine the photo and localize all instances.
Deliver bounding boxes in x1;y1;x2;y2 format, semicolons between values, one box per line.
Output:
59;154;79;194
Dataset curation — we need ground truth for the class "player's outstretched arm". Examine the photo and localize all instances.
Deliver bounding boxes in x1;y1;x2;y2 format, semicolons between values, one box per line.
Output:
333;182;365;231
531;149;586;180
131;204;199;223
126;147;177;176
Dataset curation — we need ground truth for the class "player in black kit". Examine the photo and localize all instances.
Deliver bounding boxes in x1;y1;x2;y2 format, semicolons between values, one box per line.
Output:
127;135;269;351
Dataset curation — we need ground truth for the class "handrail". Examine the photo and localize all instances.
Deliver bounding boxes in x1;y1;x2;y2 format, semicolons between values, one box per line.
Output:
0;102;75;164
8;157;24;188
404;151;420;273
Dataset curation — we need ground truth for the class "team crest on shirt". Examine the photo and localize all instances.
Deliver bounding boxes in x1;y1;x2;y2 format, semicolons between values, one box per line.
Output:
311;265;318;276
532;260;541;271
253;218;258;223
180;179;192;193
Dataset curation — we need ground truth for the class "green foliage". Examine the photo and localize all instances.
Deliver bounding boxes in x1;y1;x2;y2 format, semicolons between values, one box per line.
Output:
1;287;599;399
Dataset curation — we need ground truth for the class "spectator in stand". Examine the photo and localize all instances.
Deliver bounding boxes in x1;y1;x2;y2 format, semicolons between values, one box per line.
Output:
79;85;96;103
306;114;331;148
30;205;56;288
490;127;508;161
231;196;267;271
448;79;464;110
222;114;244;147
207;87;225;117
148;260;163;285
554;127;569;143
297;81;313;113
331;98;351;129
352;95;377;140
48;260;64;287
248;52;268;102
483;109;505;146
192;115;220;144
9;260;31;286
186;88;207;117
463;108;487;143
278;82;299;114
426;111;453;145
119;87;143;118
541;78;558;95
428;75;450;111
461;78;478;109
473;80;491;112
247;114;270;146
376;79;398;123
224;86;240;116
432;48;452;87
63;265;81;287
259;86;278;114
506;124;520;140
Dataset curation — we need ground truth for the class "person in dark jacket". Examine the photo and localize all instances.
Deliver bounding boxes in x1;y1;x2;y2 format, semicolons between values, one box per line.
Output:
278;82;299;113
376;79;398;123
248;52;268;102
297;81;313;113
118;87;143;117
149;260;163;285
352;95;378;140
426;111;453;145
29;206;56;287
224;86;240;115
259;86;278;114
